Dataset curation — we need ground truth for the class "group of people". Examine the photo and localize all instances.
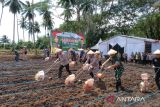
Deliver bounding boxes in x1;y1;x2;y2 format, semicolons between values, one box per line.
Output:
14;46;28;62
130;52;153;65
53;47;160;93
54;48;102;79
54;48;125;92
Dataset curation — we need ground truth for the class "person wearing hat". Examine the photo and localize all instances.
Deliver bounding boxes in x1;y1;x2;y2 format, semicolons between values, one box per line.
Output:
68;48;77;62
84;50;95;78
78;48;85;63
95;51;102;68
101;49;124;92
152;49;160;92
88;51;101;74
56;48;72;78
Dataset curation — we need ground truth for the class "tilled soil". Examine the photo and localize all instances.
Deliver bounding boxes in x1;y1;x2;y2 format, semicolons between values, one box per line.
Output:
0;59;160;107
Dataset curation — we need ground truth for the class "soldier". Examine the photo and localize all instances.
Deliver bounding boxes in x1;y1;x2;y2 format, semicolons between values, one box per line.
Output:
56;48;72;79
102;49;124;92
152;49;160;92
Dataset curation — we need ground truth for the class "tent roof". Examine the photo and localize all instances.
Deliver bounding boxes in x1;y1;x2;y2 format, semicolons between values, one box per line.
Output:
100;35;159;44
91;45;98;50
91;38;103;50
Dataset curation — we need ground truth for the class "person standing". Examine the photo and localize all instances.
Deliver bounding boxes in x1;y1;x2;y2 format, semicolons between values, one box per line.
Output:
148;53;153;65
123;53;128;63
135;52;138;63
56;48;72;79
152;49;160;92
78;48;85;63
142;52;147;65
23;46;28;60
102;49;124;92
15;50;19;62
131;52;134;62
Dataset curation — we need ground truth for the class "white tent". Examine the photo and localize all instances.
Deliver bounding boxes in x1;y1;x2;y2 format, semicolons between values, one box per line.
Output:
91;38;103;50
98;35;160;59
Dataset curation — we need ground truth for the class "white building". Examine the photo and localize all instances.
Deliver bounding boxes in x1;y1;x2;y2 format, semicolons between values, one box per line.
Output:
98;35;160;59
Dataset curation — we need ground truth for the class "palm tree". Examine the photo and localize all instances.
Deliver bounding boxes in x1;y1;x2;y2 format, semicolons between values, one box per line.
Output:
0;0;4;25
61;7;74;21
38;1;53;36
27;21;34;40
43;10;53;36
19;16;27;41
58;0;75;8
16;14;19;42
22;1;34;41
5;0;24;50
34;21;40;40
0;35;10;49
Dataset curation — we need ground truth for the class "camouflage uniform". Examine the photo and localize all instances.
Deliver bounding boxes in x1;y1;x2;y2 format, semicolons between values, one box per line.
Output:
152;58;160;91
111;55;124;92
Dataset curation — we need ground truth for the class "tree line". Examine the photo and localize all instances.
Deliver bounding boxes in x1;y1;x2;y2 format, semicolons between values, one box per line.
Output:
0;0;160;49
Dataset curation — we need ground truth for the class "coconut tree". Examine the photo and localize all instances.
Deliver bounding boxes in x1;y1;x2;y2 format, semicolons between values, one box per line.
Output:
58;0;75;8
19;16;27;41
61;7;74;21
0;35;10;49
34;21;40;40
5;0;25;50
37;1;53;36
41;10;52;37
0;0;4;25
16;14;20;42
36;0;54;49
22;1;34;41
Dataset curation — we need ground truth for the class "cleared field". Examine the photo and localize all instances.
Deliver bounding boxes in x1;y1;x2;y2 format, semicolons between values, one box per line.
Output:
0;58;159;107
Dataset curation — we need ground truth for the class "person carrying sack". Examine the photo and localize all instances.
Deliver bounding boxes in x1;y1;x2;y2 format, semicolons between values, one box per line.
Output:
101;49;124;92
152;49;160;93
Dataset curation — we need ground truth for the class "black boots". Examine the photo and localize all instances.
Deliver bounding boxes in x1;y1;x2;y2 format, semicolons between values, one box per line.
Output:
115;80;124;92
90;72;94;78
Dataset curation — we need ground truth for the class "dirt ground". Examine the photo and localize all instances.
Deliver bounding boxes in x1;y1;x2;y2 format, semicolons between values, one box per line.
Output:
0;56;160;107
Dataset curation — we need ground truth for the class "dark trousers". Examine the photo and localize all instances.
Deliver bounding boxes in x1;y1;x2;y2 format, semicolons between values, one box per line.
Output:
58;64;71;78
15;55;19;62
155;70;160;90
124;58;127;63
143;60;146;65
90;72;94;78
116;78;122;91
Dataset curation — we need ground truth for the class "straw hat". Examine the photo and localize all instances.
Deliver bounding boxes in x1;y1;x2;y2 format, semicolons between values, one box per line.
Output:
95;51;100;54
55;48;62;53
78;48;84;51
107;49;117;55
87;50;94;54
153;49;160;55
68;48;73;51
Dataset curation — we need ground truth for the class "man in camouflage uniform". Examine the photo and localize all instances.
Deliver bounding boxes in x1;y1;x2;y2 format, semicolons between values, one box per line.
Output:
102;49;124;92
152;49;160;92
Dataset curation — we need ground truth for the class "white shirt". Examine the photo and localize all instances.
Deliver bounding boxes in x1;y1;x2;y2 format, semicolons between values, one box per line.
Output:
59;52;69;66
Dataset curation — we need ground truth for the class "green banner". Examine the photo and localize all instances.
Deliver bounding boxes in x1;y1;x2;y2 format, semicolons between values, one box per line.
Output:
53;36;81;51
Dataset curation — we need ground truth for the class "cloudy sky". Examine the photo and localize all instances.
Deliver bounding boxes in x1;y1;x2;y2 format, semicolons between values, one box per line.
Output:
0;0;64;42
